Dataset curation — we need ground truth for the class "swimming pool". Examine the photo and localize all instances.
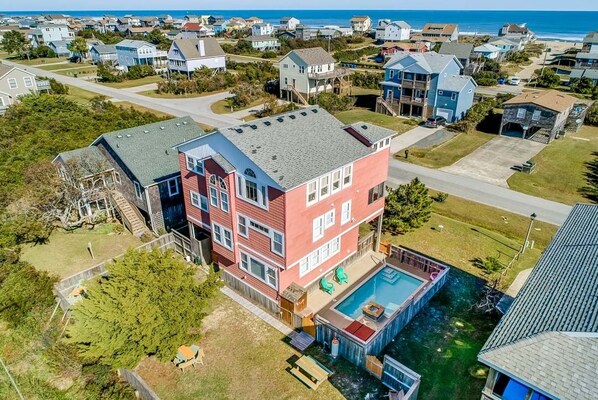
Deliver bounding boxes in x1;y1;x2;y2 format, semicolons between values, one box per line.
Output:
335;266;424;320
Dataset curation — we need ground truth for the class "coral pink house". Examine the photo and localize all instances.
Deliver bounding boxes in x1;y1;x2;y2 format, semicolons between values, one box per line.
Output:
177;107;393;315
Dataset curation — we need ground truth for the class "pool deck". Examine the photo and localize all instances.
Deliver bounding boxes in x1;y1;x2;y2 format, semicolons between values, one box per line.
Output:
316;258;432;338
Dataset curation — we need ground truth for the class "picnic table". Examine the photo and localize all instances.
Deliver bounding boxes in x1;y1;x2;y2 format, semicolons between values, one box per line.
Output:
174;345;205;371
290;355;333;389
178;345;195;360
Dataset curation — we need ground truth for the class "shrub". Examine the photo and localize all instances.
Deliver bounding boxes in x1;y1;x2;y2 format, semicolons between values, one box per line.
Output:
229;82;264;108
473;71;499;86
533;68;561;88
261;50;278;59
586;103;598;127
48;78;69;94
96;64;124;83
125;65;155;80
312;93;354;113
351;71;384;89
433;192;449;203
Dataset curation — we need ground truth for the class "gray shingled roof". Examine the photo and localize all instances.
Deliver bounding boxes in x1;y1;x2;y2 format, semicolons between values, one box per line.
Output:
570;68;598;80
438;42;473;60
92;117;206;186
115;39;152;49
217;107;377;190
245;35;279;42
583;30;598;44
384;51;461;74
91;44;116;54
437;75;477;92
173;38;225;60
479;204;598;400
289;47;336;65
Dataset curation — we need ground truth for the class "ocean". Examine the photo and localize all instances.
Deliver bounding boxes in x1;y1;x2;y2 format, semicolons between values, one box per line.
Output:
4;10;597;41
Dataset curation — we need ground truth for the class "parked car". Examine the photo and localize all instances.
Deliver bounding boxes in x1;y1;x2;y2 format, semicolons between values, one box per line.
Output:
425;116;447;128
508;77;521;86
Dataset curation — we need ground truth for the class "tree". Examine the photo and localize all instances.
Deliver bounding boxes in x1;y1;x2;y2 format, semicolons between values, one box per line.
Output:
383;178;433;234
569;77;597;96
474;256;505;276
534;68;561;88
31;45;56;59
67;249;222;369
0;30;30;59
312;92;354;113
581;152;598;202
67;37;89;60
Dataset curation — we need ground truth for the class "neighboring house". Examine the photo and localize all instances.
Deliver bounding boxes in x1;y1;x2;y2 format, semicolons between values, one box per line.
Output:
276;31;297;40
252;23;274;36
416;23;459;42
176;107;394;313
499;90;587;143
439;42;473;69
280;17;300;31
182;23;212;37
124;27;154;37
570;30;598;84
48;40;73;58
208;15;225;25
18;18;37;29
45;14;69;25
377;51;476;121
184;15;200;23
498;23;535;44
478;203;598;400
89;117;207;233
279;47;351;104
157;14;173;25
295;25;319;41
488;37;522;54
168;38;226;77
115;39;167;71
29;24;74;46
473;43;501;60
227;18;247;31
375;20;411;42
243;36;281;51
0;64;49;113
350;16;372;33
90;44;118;64
380;41;428;56
318;28;342;40
139;17;159;28
213;22;228;34
246;17;264;27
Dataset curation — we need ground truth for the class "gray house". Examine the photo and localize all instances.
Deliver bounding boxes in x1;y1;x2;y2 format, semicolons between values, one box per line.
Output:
438;42;474;71
0;63;49;113
478;203;598;400
499;90;586;143
86;117;207;233
90;44;118;64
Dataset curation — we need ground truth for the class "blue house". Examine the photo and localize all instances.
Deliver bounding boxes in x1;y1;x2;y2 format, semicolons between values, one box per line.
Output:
213;22;228;34
378;51;477;121
48;40;73;58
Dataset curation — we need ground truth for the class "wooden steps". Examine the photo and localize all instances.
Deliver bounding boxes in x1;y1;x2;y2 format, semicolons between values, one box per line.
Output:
110;191;151;237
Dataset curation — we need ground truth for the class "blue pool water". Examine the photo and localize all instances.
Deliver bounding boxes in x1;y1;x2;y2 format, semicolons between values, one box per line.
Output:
335;266;423;320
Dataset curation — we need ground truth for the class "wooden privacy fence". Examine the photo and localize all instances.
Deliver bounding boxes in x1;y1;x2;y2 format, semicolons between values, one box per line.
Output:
118;369;160;400
381;355;421;399
365;355;383;379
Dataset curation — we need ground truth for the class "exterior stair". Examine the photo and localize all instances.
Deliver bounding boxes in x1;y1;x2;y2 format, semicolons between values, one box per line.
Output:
380;267;401;284
109;191;151;237
376;97;398;117
528;129;551;144
288;85;308;105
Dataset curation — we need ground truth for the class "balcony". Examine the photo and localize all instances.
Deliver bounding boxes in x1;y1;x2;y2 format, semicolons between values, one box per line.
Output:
399;96;426;105
307;67;351;80
401;80;429;91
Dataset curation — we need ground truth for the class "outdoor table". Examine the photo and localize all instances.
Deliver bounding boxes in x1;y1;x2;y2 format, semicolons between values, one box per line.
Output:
178;345;195;361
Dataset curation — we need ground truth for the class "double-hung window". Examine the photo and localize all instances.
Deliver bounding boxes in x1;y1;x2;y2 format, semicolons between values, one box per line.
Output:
134;181;142;199
167;178;179;197
209;187;218;207
517;108;526;119
307;180;318;205
220;191;229;212
272;231;284;256
7;78;17;89
186;155;204;175
341;201;352;225
324;210;335;229
245;180;258;202
368;183;385;204
240;252;278;288
343;165;353;187
23;76;34;88
320;175;330;199
532;110;541;121
212;223;233;250
313;216;324;241
238;215;248;237
331;169;342;193
190;190;208;211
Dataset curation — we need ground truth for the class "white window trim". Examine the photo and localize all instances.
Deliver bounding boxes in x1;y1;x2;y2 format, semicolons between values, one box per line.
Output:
167;177;179;197
7;78;17;89
186;154;204;175
271;230;284;257
209;187;219;207
238;213;285;257
299;236;342;278
23;76;34;88
331;169;342;194
239;251;278;289
341;200;352;225
324;209;335;229
342;164;353;188
190;190;208;212
134;181;142;199
220;191;229;212
306;163;353;207
237;215;248;238
236;173;268;210
313;216;324;242
212;222;233;250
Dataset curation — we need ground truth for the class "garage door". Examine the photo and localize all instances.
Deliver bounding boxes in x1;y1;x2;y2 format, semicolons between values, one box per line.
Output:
436;108;453;122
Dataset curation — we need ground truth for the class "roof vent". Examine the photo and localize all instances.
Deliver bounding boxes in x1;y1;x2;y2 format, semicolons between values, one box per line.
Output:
264;121;271;126
116;134;123;138
311;109;318;113
143;130;149;133
160;126;165;130
277;117;284;122
361;125;368;130
165;149;169;155
235;128;243;133
126;134;132;138
300;111;307;116
289;115;296;119
182;121;188;125
250;124;258;130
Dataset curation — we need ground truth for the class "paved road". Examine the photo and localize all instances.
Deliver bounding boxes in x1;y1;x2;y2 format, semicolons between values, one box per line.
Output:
4;59;241;128
387;160;571;226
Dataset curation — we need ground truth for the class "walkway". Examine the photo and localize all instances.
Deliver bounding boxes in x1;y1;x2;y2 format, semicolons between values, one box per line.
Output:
220;286;294;336
390;126;442;153
2;59;241;128
387;160;571;226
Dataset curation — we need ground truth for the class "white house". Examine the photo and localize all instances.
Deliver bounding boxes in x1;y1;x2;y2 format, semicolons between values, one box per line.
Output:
244;36;281;51
29;24;74;46
115;40;167;71
473;43;501;60
0;64;49;113
376;20;411;42
252;23;274;36
279;47;351;104
168;38;226;77
350;16;372;33
280;17;300;31
44;14;69;25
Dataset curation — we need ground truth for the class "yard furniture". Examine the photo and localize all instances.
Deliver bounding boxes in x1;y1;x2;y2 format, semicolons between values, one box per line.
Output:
176;359;197;372
335;267;349;284
178;345;195;360
290;355;333;389
320;278;335;295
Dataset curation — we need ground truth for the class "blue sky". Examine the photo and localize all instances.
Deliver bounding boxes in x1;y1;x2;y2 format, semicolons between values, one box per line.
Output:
4;0;597;11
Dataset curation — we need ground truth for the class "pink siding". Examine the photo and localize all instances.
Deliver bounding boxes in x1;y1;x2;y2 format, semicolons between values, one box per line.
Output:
179;153;210;228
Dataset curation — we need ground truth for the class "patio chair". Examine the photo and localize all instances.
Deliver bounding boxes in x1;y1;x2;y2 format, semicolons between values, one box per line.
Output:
320;278;335;295
335;267;349;284
190;345;205;366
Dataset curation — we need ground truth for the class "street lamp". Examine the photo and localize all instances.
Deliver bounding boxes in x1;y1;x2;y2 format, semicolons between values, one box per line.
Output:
522;212;537;254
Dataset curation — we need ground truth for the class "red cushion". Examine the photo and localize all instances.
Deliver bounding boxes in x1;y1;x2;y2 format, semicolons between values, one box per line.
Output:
354;325;375;341
344;321;361;334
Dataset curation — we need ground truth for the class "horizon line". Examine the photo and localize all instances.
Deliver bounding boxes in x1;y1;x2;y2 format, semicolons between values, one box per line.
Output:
3;8;598;12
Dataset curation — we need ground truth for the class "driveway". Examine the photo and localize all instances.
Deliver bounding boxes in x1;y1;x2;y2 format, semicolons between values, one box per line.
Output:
441;136;546;187
390;125;442;153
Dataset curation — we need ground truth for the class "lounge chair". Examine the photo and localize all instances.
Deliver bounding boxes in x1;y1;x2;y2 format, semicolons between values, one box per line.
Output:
320;278;335;295
335;267;349;284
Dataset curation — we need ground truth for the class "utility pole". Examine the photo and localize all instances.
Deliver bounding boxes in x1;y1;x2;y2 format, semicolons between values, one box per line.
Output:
521;213;537;254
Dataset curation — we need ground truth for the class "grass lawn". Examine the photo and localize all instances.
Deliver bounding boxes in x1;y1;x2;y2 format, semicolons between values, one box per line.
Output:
4;56;70;65
20;223;142;278
55;66;97;77
101;75;164;89
404;130;496;168
37;62;89;71
210;96;266;115
139;89;226;99
500;63;525;77
64;85;100;104
384;268;501;400
335;108;418;135
350;87;381;96
507;125;598;205
137;295;384;400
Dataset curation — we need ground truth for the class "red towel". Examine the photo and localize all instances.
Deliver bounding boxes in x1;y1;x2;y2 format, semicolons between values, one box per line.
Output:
354;325;375;341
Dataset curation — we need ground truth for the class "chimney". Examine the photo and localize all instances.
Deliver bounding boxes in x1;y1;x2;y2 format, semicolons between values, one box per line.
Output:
198;39;205;57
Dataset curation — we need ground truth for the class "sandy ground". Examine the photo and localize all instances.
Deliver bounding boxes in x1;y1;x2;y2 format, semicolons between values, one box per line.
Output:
518;40;582;80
